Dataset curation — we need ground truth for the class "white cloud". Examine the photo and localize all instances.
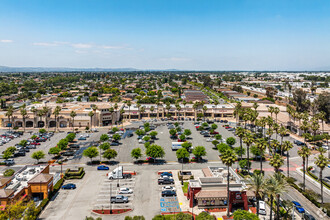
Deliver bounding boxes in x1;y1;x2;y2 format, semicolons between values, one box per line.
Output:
101;45;124;49
0;39;13;43
160;57;190;62
33;42;58;46
71;43;92;49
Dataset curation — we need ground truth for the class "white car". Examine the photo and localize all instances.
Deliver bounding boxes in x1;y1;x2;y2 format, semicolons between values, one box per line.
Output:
162;186;176;192
118;187;133;194
322;145;329;150
138;139;146;144
206;138;215;142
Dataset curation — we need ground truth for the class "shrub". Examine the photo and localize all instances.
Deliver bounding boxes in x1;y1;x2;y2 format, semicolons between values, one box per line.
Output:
3;169;15;177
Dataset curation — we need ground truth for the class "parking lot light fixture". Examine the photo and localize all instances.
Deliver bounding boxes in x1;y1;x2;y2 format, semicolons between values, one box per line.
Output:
110;182;112;214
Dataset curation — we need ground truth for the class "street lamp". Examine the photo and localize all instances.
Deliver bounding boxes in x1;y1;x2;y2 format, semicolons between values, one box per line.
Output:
110;182;112;214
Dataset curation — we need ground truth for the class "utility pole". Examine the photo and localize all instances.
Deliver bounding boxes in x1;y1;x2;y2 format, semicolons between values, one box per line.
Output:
110;182;112;214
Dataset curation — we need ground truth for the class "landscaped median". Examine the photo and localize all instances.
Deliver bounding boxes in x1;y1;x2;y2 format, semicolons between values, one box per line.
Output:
306;168;330;190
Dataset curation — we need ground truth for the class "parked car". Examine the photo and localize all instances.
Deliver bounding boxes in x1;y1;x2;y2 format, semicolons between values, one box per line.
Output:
303;213;316;220
294;140;305;146
158;177;174;185
203;133;211;137
69;144;80;149
62;183;76;190
162;185;176;192
292;201;305;213
258;200;266;215
110;142;119;146
162;190;177;197
210;131;219;135
118;187;133;194
160;172;173;177
62;151;75;156
31;142;40;145
78;136;87;140
97;165;109;170
206;138;215;142
111;195;128;203
3;159;15;166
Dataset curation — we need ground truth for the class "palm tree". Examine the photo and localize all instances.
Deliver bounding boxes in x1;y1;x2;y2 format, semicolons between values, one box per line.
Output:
30;106;37;128
192;102;198;121
298;146;311;191
268;106;275;119
318;111;326;135
265;174;286;220
253;102;259;111
235;127;245;161
269;153;284;173
278;126;287;152
234;102;242;128
273;173;288;220
126;100;132;121
20;104;27;132
70;111;77;132
137;103;141;119
220;149;237;217
246;173;266;216
150;106;155;119
165;102;171;118
243;131;254;171
53;106;62;132
182;100;187;118
202;105;207;121
114;103;119;124
255;138;267;172
310;119;320;143
140;106;146;119
315;153;329;204
92;105;98;127
266;128;274;154
109;107;114;128
42;106;51;132
5;106;14;131
274;107;280;123
282;141;293;177
175;104;181;118
37;110;44;128
300;120;309;145
88;111;94;128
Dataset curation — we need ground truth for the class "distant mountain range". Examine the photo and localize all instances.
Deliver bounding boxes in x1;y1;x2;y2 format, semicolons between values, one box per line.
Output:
0;66;142;72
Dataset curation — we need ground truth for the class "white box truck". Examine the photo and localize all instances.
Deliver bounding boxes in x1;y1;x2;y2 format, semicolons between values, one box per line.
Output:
171;142;183;151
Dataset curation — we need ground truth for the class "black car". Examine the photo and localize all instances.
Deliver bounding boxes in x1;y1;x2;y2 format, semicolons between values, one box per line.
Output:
14;151;26;157
162;190;177;197
69;144;80;149
110;142;119;146
303;214;315;220
62;151;75;156
294;140;305;146
158;177;174;185
203;134;211;137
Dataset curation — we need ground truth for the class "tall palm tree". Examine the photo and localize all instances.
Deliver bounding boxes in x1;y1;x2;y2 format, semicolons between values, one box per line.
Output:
165;102;171;118
274;107;280;123
114;103;119;124
255;138;267;172
150;106;155;119
273;123;280;142
266;128;274;154
269;153;284;173
243;131;254;171
140;106;146;119
310;118;320;143
260;117;267;138
273;173;288;220
234;102;242;128
278;126;287;152
88;111;94;129
298;146;311;191
202;105;207;121
30;106;37;128
246;173;266;216
175;104;181;118
282;141;293;177
126;100;132;121
5;106;14;131
109;107;114;128
92;105;98;127
220;149;237;217
37;110;44;128
268;106;275;119
42;106;51;131
235;127;245;161
300;120;309;145
137;103;141;119
53;106;62;132
318;111;326;135
70;111;77;132
253;102;259;111
315;153;329;204
192;102;198;120
182;100;187;118
265;174;286;220
20;104;27;132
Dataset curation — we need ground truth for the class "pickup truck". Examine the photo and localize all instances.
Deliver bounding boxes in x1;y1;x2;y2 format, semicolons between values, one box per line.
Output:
110;195;128;203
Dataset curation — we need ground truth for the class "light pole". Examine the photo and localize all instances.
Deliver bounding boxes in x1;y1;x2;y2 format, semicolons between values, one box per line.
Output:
181;158;184;185
110;182;112;214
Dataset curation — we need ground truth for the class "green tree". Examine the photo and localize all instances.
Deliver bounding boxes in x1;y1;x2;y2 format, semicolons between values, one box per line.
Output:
66;133;76;142
215;134;222;140
83;147;99;164
226;137;236;146
39;128;46;134
246;173;266;216
31;150;45;164
150;131;158;139
217;143;231;154
282;140;293;177
100;134;109;142
233;210;259;220
131;148;142;161
234;147;246;157
112;127;119;133
70;111;77;132
169;129;177;136
243;132;254;171
211;140;219;149
57;138;69;150
211;123;218;130
146;144;165;160
220;149;237;217
19;140;28;147
183;129;192;138
135;129;145;136
103;149;117;162
235;127;245;161
48;147;61;157
179;134;186;141
23;201;39;220
2;150;13;160
192;146;206;161
181;142;192;151
112;134;121;141
99;142;110;151
176;148;189;161
238;159;250;170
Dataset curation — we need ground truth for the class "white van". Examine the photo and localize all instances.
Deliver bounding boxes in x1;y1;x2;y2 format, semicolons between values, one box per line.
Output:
259;200;266;215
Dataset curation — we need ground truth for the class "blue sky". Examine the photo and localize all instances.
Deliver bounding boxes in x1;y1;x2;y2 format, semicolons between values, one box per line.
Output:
0;0;330;70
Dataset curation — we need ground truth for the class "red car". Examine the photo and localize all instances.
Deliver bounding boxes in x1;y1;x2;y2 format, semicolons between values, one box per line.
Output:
178;139;185;142
210;131;219;135
225;126;231;129
31;142;41;145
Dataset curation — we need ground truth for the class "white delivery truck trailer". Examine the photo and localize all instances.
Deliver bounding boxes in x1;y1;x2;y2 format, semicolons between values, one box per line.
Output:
108;166;132;179
171;142;183;151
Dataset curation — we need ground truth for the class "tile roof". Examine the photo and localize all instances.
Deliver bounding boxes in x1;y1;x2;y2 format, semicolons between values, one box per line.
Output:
0;189;14;198
28;174;53;184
